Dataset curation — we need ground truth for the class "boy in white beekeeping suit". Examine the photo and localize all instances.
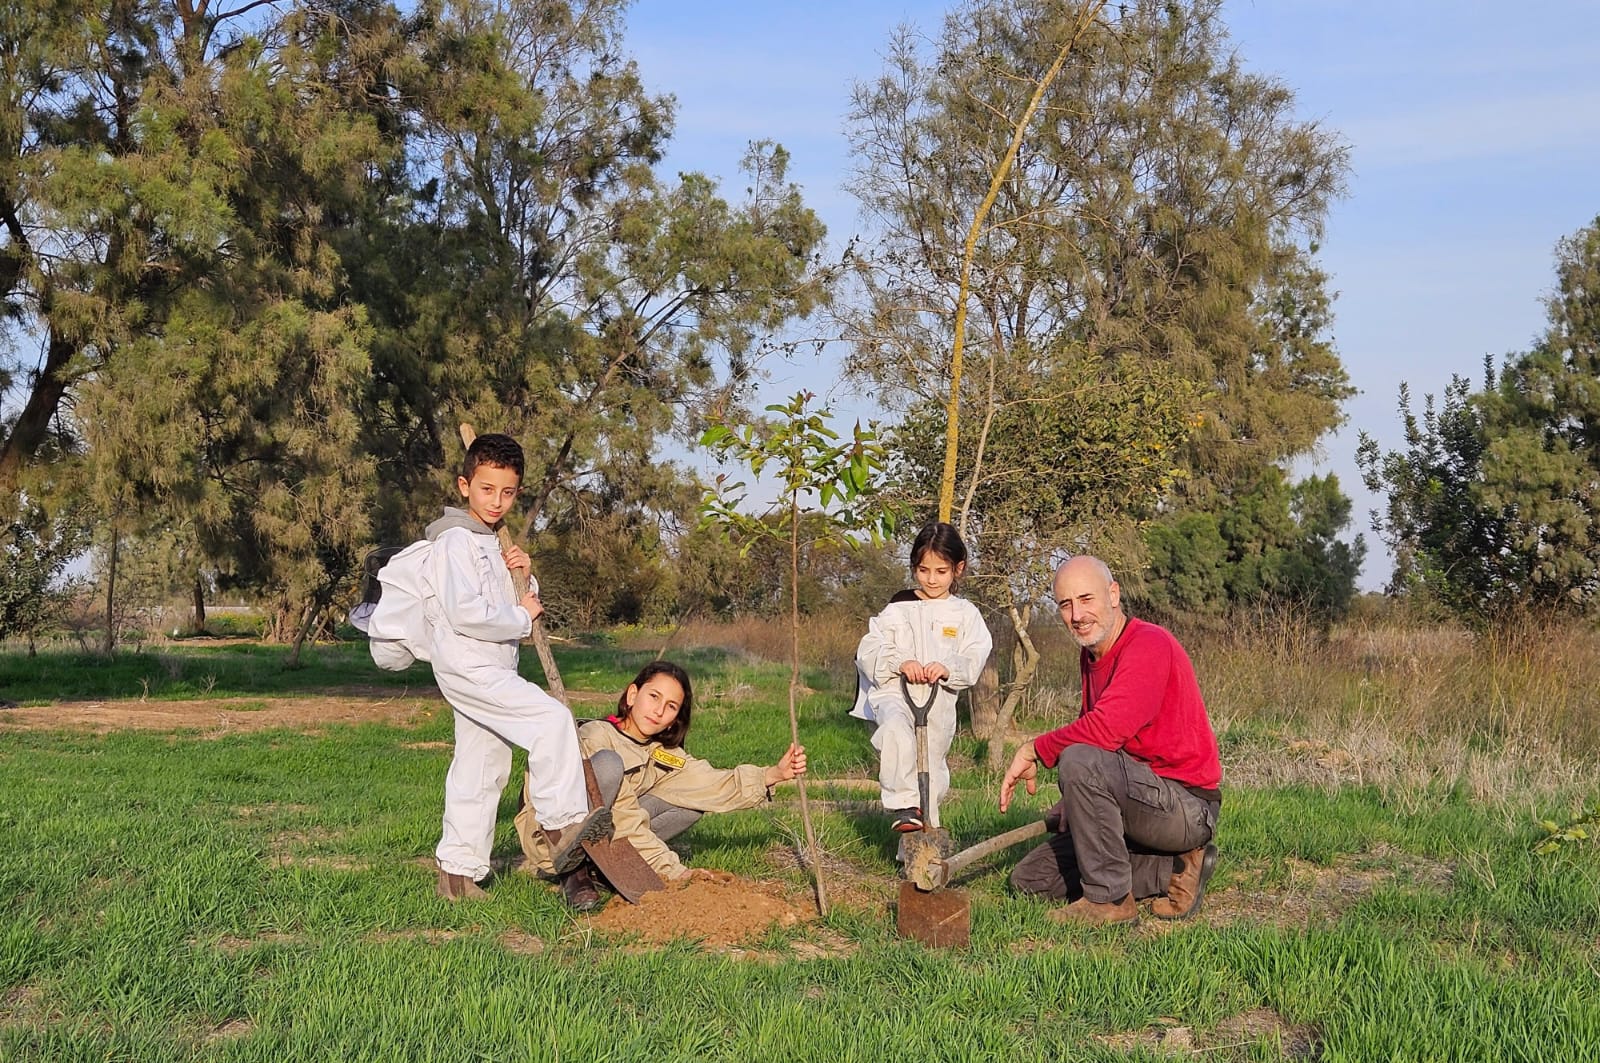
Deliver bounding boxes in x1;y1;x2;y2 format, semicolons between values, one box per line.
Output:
420;433;610;902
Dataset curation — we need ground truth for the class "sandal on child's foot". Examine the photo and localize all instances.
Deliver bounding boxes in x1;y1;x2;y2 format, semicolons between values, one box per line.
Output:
889;807;924;833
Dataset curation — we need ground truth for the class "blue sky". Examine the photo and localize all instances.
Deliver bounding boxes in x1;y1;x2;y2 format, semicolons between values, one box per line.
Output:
623;0;1600;589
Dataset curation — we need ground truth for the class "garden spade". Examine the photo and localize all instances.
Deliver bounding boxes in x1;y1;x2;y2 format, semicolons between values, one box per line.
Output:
579;758;665;903
893;675;962;945
893;677;1049;946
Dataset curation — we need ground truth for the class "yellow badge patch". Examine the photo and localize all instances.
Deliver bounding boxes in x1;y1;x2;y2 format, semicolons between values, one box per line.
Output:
650;748;686;770
941;626;959;638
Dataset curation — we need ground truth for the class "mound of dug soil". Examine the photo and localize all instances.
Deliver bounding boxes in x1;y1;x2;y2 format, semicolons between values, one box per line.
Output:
589;874;815;948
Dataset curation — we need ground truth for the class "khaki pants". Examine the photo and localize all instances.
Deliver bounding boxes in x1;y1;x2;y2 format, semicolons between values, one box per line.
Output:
1010;744;1218;904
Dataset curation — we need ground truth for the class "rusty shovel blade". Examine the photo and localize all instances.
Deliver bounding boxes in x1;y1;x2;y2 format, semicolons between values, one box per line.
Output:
581;836;665;904
896;880;970;948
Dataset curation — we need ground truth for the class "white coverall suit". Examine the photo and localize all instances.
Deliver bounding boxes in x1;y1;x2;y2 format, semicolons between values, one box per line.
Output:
855;595;992;827
424;510;587;880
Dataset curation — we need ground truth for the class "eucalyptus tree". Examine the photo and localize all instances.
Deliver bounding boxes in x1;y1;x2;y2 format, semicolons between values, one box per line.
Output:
844;0;1351;727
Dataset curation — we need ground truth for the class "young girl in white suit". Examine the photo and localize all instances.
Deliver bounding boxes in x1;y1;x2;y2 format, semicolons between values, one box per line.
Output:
855;522;993;832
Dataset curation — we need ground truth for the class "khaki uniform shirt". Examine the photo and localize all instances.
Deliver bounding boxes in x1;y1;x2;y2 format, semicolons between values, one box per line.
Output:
515;719;771;878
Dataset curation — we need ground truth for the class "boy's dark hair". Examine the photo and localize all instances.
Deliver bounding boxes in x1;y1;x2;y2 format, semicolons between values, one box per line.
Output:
910;521;968;569
615;659;694;748
462;433;525;482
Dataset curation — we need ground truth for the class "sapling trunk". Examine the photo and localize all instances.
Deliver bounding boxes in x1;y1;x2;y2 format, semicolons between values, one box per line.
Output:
790;486;828;916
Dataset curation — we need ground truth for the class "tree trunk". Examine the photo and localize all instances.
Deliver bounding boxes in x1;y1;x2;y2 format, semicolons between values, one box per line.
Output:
986;598;1041;770
102;527;120;656
0;330;77;496
789;488;828;917
287;575;342;669
969;657;1002;739
191;574;207;633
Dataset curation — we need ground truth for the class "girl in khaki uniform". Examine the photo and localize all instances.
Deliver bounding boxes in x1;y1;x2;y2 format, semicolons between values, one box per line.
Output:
516;660;806;883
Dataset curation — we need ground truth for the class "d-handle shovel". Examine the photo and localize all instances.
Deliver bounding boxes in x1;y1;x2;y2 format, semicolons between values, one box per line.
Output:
895;675;955;869
894;674;964;946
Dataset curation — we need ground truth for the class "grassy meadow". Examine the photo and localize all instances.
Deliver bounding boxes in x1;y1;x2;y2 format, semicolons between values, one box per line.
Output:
3;616;1600;1061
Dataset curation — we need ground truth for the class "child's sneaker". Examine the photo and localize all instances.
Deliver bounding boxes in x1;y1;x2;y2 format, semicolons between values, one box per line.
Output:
890;807;924;832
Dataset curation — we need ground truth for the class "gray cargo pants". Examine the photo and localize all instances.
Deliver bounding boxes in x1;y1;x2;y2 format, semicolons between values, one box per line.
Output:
1010;744;1218;904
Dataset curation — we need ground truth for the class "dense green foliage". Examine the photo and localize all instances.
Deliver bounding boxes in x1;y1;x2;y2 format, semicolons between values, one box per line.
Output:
1140;469;1365;621
844;0;1360;718
1360;216;1600;619
0;496;89;647
1;0;827;643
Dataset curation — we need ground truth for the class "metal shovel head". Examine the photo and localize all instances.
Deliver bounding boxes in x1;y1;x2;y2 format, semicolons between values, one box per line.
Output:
897;880;970;948
581;837;666;904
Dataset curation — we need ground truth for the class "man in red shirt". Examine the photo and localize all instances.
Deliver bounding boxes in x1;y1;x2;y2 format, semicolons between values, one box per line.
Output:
1000;555;1222;926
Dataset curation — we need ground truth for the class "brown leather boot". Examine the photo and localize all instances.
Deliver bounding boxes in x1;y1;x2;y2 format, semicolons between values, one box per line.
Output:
543;806;614;876
1049;892;1139;927
435;868;489;902
1152;843;1218;920
559;862;605;913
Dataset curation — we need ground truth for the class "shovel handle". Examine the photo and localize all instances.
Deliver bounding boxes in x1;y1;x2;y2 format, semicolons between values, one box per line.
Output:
898;674;941;727
915;820;1049;891
900;674;946;829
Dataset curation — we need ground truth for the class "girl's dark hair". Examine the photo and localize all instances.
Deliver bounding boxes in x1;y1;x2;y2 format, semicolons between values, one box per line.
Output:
910;521;968;570
615;660;694;748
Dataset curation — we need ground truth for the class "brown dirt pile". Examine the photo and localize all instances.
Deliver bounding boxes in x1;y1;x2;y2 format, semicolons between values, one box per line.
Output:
588;875;814;947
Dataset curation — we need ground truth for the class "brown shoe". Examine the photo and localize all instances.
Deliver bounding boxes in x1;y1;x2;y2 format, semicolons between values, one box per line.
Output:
1049;892;1138;927
1152;843;1218;920
559;862;605;913
543;806;614;876
435;868;489;902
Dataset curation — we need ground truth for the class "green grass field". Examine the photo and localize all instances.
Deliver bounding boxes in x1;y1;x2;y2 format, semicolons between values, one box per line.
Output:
3;637;1599;1061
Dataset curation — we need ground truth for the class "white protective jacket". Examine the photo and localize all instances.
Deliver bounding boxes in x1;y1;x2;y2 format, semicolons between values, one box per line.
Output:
854;594;992;824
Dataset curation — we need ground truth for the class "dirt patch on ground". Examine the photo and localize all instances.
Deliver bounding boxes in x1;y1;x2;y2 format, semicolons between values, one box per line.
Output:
0;693;445;735
1097;1007;1319;1059
587;874;815;948
200;1017;256;1043
0;686;620;736
368;928;467;946
498;928;547;955
1195;844;1453;930
211;931;304;954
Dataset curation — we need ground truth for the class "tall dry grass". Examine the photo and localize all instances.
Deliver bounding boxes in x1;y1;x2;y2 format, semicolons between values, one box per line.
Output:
617;609;868;684
1186;611;1600;816
656;608;1600;816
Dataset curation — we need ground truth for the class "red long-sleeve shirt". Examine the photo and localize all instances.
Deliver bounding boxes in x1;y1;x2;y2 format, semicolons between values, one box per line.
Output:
1032;617;1222;792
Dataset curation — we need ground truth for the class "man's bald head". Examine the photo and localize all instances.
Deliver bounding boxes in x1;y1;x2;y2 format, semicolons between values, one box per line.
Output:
1053;555;1123;657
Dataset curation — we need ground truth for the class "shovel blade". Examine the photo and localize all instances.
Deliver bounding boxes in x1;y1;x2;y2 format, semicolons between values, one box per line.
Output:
582;837;665;904
896;880;970;948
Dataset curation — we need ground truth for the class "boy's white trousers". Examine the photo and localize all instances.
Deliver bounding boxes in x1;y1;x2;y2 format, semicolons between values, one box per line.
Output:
433;665;587;880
